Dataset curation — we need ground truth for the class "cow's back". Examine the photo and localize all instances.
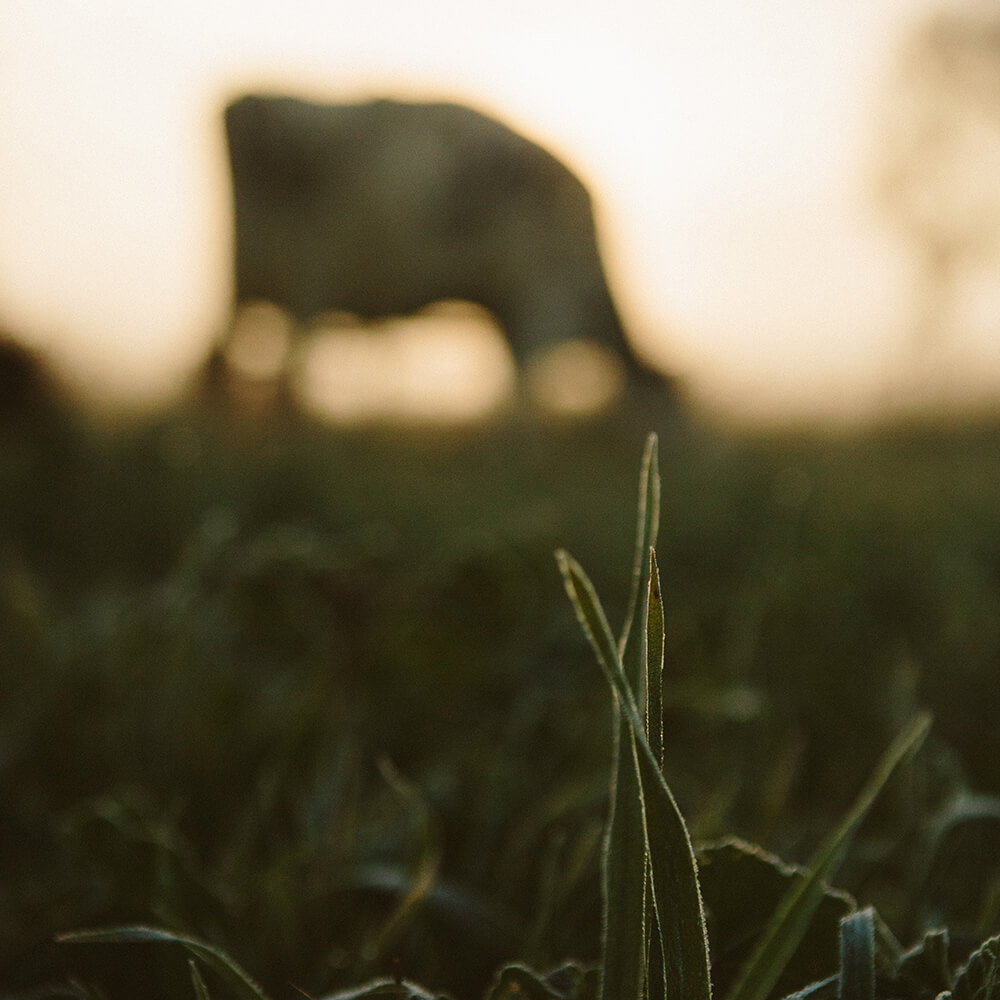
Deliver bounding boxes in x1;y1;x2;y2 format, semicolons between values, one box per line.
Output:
224;95;591;319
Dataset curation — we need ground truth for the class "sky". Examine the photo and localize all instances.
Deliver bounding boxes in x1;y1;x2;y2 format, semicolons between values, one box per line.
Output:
2;0;998;422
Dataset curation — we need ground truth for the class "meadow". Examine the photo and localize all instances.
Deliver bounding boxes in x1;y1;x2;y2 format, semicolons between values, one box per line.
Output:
3;385;1000;999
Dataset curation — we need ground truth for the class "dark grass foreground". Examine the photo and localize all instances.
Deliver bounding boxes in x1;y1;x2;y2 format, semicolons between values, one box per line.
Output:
3;398;1000;998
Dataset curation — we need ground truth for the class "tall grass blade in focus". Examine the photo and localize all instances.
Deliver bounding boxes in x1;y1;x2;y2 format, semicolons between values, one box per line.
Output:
645;547;664;769
557;551;711;1000
645;547;667;1000
619;433;661;663
557;550;713;1000
602;433;661;1000
557;433;712;1000
558;434;935;1000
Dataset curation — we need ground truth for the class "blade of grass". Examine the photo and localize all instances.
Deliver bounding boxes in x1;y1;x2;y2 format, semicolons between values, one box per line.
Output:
838;908;876;1000
189;958;213;1000
557;550;712;1000
948;932;1000;1000
369;757;442;963
646;548;665;769
725;713;932;1000
600;433;661;1000
645;549;667;1000
601;693;647;1000
58;926;271;1000
322;978;445;1000
619;432;661;671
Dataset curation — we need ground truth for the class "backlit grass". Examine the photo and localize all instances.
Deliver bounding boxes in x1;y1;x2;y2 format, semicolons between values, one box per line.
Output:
3;401;1000;998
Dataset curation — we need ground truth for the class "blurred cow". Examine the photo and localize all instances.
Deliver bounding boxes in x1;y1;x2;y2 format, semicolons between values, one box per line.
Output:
207;94;664;405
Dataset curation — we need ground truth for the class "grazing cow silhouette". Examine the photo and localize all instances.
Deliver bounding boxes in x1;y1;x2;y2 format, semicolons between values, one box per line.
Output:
208;94;663;402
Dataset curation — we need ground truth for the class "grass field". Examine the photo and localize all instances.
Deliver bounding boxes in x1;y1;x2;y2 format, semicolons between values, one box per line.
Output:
3;386;1000;999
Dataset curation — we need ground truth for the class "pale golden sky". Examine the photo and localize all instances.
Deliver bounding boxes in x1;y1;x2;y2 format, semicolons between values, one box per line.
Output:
2;0;997;421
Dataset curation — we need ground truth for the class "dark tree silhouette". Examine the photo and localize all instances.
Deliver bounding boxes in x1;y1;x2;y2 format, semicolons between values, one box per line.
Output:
877;5;1000;350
